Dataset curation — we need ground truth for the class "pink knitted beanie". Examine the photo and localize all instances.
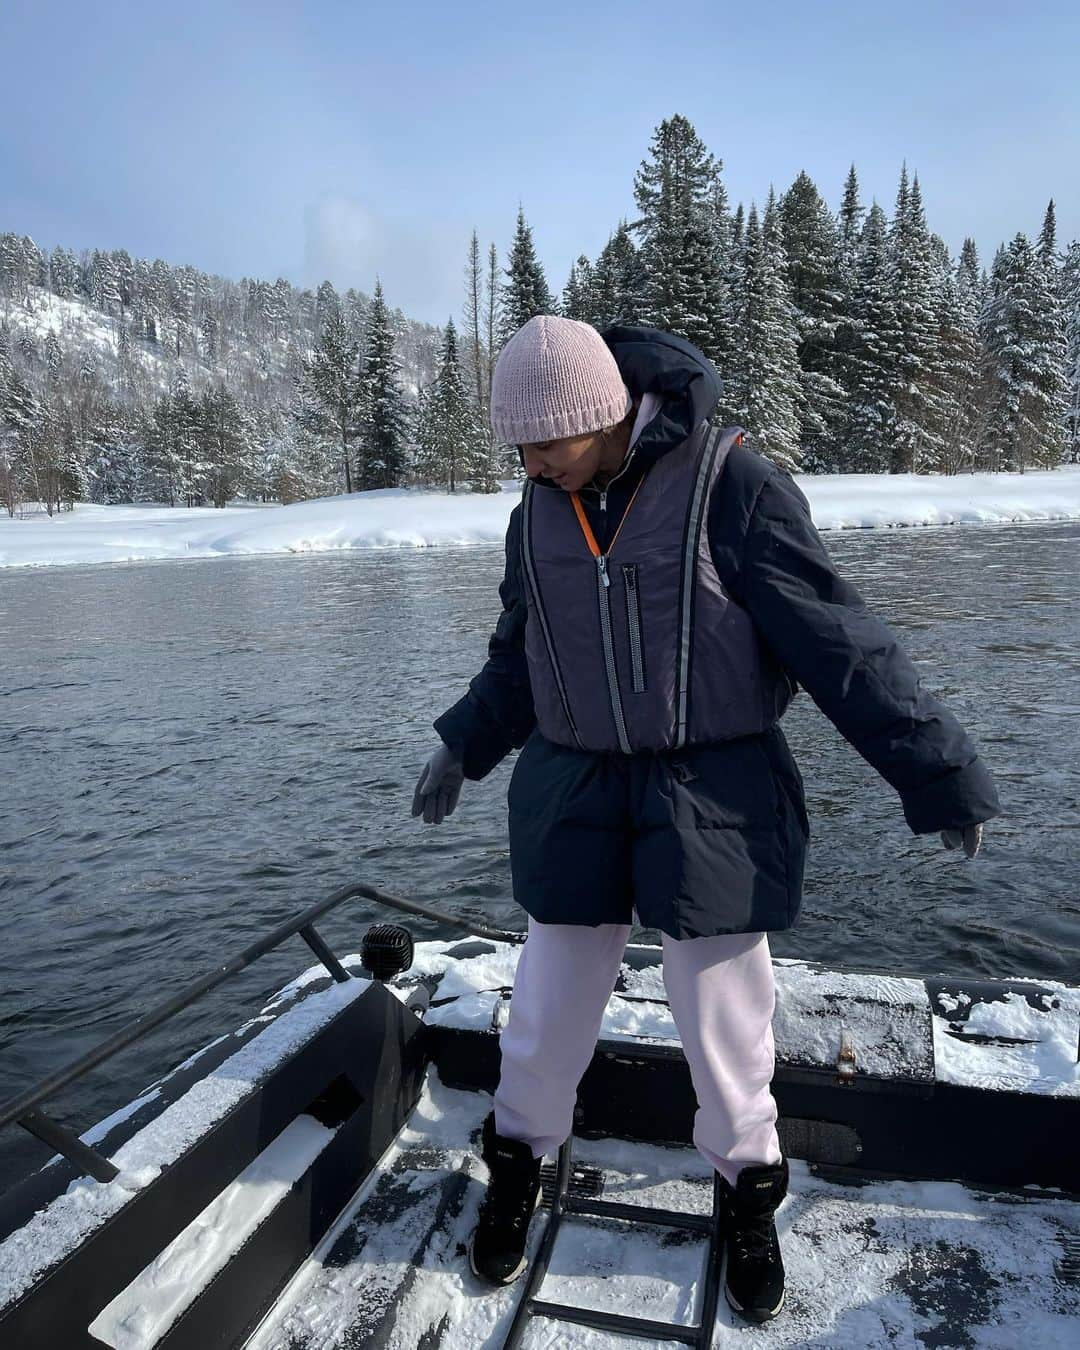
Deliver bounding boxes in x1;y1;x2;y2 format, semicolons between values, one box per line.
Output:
490;315;633;444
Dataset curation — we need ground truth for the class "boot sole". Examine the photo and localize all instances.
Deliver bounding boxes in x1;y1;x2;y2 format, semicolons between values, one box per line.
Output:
724;1281;786;1322
468;1187;543;1286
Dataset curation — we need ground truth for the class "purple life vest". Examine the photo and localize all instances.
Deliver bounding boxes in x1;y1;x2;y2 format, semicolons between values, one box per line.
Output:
520;420;793;753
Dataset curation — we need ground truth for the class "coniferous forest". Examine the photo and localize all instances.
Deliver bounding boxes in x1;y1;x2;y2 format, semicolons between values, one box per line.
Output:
2;114;1078;516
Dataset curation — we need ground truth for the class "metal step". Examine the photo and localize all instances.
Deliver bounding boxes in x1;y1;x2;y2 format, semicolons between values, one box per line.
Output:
501;1133;725;1348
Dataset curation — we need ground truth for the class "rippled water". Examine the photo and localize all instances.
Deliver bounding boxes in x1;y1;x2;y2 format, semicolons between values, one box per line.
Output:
1;520;1078;1189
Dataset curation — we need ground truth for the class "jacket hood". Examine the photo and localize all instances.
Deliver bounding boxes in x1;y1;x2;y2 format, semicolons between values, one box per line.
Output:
599;324;723;471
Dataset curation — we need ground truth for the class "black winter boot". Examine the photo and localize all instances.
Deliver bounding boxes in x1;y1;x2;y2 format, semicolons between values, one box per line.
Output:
717;1156;789;1323
468;1110;544;1285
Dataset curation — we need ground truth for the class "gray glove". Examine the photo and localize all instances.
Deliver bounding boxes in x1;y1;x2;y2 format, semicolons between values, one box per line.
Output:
940;823;984;858
411;742;465;824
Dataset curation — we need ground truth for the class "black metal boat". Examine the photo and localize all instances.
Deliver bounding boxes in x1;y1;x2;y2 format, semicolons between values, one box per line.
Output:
2;881;1078;1348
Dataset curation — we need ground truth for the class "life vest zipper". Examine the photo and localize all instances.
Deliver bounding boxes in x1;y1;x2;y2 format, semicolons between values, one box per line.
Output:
570;479;646;754
594;554;632;753
622;563;647;692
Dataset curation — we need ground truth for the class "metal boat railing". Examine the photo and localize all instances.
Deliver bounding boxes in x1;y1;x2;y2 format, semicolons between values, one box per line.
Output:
0;880;524;1182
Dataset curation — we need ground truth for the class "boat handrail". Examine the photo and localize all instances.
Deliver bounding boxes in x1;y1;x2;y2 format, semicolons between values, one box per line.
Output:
0;880;524;1181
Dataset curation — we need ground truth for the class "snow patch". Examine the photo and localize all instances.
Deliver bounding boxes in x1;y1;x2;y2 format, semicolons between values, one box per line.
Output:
3;466;1079;570
88;1114;334;1349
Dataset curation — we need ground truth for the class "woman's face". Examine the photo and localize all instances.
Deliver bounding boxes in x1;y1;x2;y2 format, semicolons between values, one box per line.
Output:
519;432;605;492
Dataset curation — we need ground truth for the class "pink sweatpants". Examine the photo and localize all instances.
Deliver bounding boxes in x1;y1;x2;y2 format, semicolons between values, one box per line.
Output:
492;918;783;1185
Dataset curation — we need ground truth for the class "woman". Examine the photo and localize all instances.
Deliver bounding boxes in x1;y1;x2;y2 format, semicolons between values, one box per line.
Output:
412;315;1000;1324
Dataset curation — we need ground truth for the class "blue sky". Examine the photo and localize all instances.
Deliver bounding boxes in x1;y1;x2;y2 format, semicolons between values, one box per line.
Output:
2;1;1077;327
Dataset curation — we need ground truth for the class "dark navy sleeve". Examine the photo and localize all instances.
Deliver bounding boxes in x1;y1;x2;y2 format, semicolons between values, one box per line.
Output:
736;468;1001;835
433;502;537;781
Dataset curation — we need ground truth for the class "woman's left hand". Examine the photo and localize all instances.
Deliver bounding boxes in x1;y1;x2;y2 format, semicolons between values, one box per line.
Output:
940;823;984;858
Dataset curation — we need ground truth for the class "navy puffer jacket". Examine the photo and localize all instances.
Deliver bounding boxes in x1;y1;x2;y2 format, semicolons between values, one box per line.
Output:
435;325;1001;844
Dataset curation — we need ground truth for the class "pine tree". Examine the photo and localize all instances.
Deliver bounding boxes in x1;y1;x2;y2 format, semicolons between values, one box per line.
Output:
832;165;866;431
16;393;63;515
561;255;597;322
315;281;341;336
500;207;554;343
980;232;1069;471
58;414;90;509
485;240;509;475
296;310;362;492
838;165;865;258
779;170;848;470
356;278;410;490
631;115;731;366
844;202;895;473
173;375;206;505
416;319;492;493
933;258;985;473
592;221;647;328
1062;239;1080;463
200;383;254;506
0;332;42;514
1036;200;1060;276
462;230;488;417
44;331;63;383
732;197;802;471
881;167;943;473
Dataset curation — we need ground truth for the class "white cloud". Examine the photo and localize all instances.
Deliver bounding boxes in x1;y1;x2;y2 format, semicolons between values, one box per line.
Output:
302;196;459;326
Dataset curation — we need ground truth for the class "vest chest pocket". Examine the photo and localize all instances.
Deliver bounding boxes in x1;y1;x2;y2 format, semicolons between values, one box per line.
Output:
621;563;647;693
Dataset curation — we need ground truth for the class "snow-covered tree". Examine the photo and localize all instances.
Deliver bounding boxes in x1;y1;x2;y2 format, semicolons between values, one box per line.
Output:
880;167;943;473
591;221;646;331
980;231;1069;471
199;383;255;506
732;195;802;472
1062;239;1080;464
356;278;410;490
779;170;848;470
414;318;492;493
843;202;894;473
631;114;732;367
499;207;555;344
295;310;362;493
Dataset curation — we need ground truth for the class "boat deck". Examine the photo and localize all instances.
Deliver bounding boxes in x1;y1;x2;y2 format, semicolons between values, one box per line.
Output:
245;1066;1080;1350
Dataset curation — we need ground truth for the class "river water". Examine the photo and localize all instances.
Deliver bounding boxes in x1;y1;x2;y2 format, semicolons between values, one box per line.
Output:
1;520;1078;1188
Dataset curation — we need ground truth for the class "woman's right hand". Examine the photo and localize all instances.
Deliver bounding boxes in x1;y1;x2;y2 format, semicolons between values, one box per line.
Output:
411;742;465;824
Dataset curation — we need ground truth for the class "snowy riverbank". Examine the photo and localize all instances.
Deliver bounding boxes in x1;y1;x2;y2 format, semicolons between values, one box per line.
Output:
2;466;1080;570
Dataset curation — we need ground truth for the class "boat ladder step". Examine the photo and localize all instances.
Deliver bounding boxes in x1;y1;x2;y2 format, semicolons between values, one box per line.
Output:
501;1133;725;1348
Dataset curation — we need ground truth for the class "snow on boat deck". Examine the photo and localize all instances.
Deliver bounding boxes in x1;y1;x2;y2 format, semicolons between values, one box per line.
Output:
246;1066;1080;1350
4;940;1077;1348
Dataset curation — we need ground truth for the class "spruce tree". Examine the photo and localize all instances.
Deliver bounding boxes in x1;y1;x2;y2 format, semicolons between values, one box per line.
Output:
414;319;493;493
356;278;410;490
881;167;943;472
779;170;848;470
832;165;865;431
1036;200;1060;276
592;221;647;327
296;310;362;492
462;230;488;417
933;260;985;473
561;255;597;322
500;207;554;344
631;115;731;367
733;197;802;471
844;202;895;473
1062;239;1080;463
981;232;1069;471
200;383;254;506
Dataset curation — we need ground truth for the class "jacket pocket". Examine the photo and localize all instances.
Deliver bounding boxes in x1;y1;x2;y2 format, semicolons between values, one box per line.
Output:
622;563;647;693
